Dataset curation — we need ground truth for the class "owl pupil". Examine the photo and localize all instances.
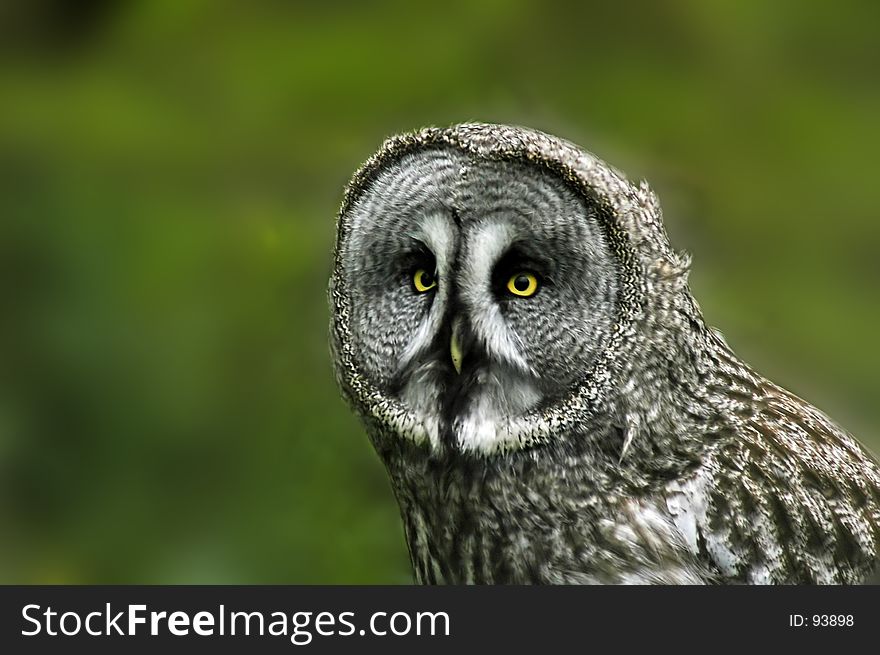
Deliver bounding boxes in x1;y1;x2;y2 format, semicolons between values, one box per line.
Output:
421;271;434;286
513;275;530;292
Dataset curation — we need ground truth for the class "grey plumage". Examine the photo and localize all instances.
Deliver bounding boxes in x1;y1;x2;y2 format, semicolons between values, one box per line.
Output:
329;123;880;584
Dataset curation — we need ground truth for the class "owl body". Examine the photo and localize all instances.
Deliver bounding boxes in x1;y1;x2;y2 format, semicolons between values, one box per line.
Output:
330;124;880;584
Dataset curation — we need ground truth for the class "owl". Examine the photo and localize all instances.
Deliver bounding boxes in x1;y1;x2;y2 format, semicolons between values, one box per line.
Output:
329;123;880;584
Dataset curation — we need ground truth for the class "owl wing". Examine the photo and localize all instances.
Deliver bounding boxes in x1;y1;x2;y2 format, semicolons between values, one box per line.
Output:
666;342;880;583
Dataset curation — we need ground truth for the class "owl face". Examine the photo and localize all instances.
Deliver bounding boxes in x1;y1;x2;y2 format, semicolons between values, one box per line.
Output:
337;146;621;454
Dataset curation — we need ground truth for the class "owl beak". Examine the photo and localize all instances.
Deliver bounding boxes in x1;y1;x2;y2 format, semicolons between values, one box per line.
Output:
450;318;464;374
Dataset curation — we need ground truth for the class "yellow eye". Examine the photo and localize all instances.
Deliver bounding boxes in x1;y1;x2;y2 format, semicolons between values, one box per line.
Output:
413;268;437;293
506;272;539;297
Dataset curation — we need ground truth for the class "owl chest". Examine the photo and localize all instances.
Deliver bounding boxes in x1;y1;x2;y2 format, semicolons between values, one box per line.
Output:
394;484;549;584
387;460;668;584
396;497;556;584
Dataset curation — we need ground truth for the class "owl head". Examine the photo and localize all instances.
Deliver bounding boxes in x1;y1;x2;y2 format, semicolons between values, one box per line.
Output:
330;124;694;457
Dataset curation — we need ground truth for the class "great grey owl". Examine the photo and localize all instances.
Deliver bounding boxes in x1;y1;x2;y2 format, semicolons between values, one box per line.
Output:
329;123;880;584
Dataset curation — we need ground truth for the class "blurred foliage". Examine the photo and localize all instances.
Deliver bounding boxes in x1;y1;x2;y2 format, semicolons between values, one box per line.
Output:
0;0;878;583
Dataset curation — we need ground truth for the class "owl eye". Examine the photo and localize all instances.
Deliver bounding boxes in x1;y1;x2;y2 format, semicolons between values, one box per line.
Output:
413;268;438;293
507;272;539;297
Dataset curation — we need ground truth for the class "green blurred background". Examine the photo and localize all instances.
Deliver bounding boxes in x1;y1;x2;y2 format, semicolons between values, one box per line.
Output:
0;0;878;583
